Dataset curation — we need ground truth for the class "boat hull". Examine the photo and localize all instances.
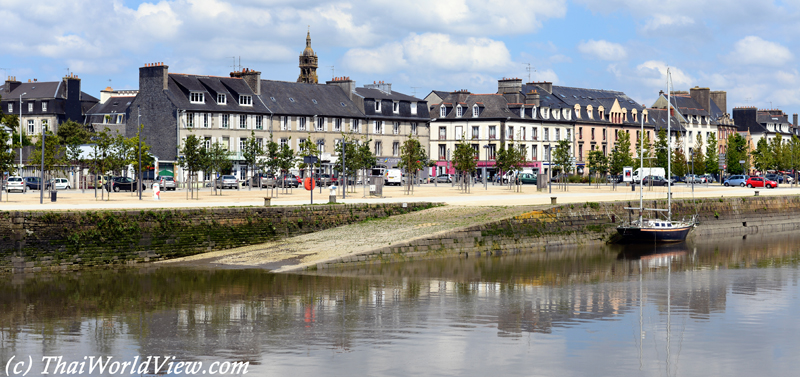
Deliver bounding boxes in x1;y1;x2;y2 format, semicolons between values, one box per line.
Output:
616;225;693;243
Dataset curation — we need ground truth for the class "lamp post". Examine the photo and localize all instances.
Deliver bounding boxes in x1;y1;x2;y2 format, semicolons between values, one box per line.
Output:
40;123;45;204
447;148;452;186
138;106;142;200
19;92;26;175
341;140;346;200
483;144;489;190
547;143;552;194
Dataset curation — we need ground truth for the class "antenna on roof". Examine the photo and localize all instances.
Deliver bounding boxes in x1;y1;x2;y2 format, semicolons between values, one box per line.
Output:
411;87;421;97
65;67;70;77
328;65;335;79
231;57;237;71
524;63;535;82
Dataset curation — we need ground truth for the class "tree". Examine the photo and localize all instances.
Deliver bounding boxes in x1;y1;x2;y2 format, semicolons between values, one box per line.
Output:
725;133;749;174
203;142;231;195
4;115;33;148
610;130;633;175
296;134;320;175
262;136;280;177
587;150;608;187
552;139;573;189
692;132;706;175
29;130;65;190
355;137;376;190
333;135;360;192
241;131;263;190
634;130;652;170
0;128;16;199
789;135;800;175
57;120;91;187
275;137;296;188
179;134;206;199
88;128;114;200
654;128;668;168
495;146;511;182
397;135;427;194
768;133;786;171
452;137;477;192
706;133;719;176
751;138;772;174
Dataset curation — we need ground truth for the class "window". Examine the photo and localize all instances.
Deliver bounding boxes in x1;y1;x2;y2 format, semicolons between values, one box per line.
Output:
334;118;342;132
317;139;325;153
440;106;446;117
555;129;560;141
473;105;479;117
239;115;247;129
221;137;230;150
42;102;47;112
488;144;496;160
489;126;497;139
116;114;123;124
255;115;263;130
603;129;606;140
531;145;537;160
239;138;247;151
375;141;382;155
393;122;399;135
455;126;463;139
281;116;288;131
41;119;48;132
393;141;400;156
351;119;359;133
299;117;307;131
316;117;324;131
411;123;418;136
393;101;399;113
239;95;252;106
533;128;538;141
508;126;514;140
566;129;571;141
222;114;229;128
472;126;479;139
456;105;463;117
204;137;211;150
187;113;194;128
544;128;549;141
375;100;381;112
438;144;446;160
374;121;380;134
217;94;227;104
471;144;479;157
279;138;288;148
27;119;34;134
7;104;11;113
298;138;307;152
190;92;204;103
580;127;583;140
334;139;342;153
521;127;526;140
411;103;417;115
28;102;33;112
439;127;447;140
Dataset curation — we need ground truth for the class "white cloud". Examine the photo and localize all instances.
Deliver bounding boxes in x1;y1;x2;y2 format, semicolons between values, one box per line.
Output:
641;14;695;33
725;36;793;67
577;40;627;61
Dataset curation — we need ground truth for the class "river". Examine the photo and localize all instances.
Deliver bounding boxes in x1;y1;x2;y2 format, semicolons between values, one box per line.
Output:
1;230;799;376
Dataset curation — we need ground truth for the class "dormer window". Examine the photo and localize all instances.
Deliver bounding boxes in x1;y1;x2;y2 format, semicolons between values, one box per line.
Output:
116;115;123;124
531;106;537;119
456;105;463;117
375;100;381;112
42;102;47;112
7;104;11;113
28;102;33;112
587;105;594;119
411;103;417;115
541;107;549;119
217;93;227;104
393;101;399;113
520;108;524;118
190;92;204;104
440;106;446;117
473;105;479;117
564;109;572;121
553;109;560;120
239;95;252;106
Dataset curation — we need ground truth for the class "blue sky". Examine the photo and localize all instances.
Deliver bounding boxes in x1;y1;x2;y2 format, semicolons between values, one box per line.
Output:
2;0;799;113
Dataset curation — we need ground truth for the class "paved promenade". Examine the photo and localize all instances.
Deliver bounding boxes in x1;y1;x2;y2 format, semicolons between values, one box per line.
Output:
0;181;795;210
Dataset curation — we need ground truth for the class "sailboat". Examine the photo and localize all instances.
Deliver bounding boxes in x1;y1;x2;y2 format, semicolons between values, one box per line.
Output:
617;68;696;243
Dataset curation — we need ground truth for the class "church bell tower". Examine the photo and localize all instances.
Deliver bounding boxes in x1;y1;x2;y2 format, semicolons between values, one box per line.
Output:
297;29;319;84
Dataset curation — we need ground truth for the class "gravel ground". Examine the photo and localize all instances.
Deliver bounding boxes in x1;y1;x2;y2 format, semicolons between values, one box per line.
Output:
161;205;538;272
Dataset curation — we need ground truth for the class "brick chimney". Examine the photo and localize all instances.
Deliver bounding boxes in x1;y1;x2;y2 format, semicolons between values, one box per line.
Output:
710;91;727;116
525;90;540;107
364;80;392;94
326;76;356;102
230;68;261;95
140;62;169;93
689;86;711;113
4;76;21;94
794;113;798;127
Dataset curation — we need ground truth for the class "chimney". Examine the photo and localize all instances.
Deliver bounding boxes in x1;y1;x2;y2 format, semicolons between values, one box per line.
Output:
525;90;540;107
140;62;169;93
364;81;392;94
689;86;711;113
498;77;523;95
4;76;21;94
100;86;114;104
63;73;83;123
710;90;727;115
794;113;798;127
326;76;356;102
230;68;262;95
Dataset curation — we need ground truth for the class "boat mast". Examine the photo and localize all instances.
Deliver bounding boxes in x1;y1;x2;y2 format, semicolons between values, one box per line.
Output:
639;105;644;225
667;68;672;222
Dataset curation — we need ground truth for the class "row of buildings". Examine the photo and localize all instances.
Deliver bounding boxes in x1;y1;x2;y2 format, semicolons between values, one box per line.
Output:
2;32;798;181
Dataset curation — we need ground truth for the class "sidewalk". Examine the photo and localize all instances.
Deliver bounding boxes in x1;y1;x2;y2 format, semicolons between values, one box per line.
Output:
0;182;795;211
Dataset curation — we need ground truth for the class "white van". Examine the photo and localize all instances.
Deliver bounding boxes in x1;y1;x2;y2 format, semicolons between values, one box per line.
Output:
384;168;402;186
632;167;666;183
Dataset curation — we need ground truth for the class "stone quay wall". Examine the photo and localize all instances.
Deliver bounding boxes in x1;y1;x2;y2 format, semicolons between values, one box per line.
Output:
0;203;436;272
314;196;800;270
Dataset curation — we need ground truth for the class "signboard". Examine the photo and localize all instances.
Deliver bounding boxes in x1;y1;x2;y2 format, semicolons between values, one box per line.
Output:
304;155;318;164
623;166;633;182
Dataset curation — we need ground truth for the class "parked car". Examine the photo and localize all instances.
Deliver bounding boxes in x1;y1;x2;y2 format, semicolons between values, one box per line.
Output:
746;176;778;188
723;175;749;187
5;176;26;193
436;174;452;183
607;175;623;183
316;174;334;187
49;178;71;190
156;176;177;190
642;175;672;186
257;174;277;188
672;175;686;183
518;173;538;185
278;174;300;188
764;173;792;184
701;174;716;183
215;175;240;189
685;174;705;184
105;176;147;192
23;176;45;190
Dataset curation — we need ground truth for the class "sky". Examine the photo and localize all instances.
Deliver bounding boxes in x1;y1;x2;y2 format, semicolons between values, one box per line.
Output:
1;0;799;114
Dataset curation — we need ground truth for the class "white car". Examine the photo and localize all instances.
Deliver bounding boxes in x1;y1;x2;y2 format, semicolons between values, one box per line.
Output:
49;178;71;190
5;176;26;193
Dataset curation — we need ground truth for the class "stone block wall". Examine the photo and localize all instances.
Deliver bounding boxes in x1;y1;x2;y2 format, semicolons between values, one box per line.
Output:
0;202;436;271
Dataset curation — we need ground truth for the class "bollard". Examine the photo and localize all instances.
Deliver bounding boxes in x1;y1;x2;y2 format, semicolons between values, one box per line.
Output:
550;197;557;205
264;197;271;206
631;183;635;191
754;191;759;197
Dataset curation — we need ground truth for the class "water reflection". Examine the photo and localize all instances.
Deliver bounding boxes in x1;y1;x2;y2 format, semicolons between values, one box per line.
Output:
1;231;799;376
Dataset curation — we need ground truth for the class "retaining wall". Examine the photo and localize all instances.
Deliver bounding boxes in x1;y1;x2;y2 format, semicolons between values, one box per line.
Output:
314;196;800;270
0;202;436;272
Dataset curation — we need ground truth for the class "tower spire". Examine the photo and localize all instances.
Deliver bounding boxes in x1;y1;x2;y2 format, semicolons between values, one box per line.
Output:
298;27;319;84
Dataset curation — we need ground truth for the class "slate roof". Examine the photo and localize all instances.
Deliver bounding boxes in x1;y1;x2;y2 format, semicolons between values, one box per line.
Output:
432;93;523;120
523;84;644;125
0;81;98;102
167;74;270;114
355;87;419;102
259;80;364;118
646;108;686;133
85;96;136;124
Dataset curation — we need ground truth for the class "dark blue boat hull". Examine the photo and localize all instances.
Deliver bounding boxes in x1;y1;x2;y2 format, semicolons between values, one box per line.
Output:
616;225;693;243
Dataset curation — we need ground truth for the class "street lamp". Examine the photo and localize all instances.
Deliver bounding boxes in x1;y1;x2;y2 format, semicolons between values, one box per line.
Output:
138;106;142;200
483;144;489;190
546;143;552;194
19;92;26;174
447;148;452;186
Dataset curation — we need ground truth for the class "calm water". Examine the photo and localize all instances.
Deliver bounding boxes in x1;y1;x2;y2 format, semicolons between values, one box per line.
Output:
2;232;800;376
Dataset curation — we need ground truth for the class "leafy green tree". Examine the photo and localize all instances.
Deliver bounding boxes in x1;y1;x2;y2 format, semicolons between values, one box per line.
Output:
495;146;510;180
262;136;280;176
275;137;296;187
751;137;772;173
768;133;786;171
552;139;573;189
706;133;719;176
610;130;633;175
179;134;206;199
333;135;360;191
88;128;114;200
29;130;65;190
203;142;231;195
4;115;33;148
587;149;608;187
0;128;16;199
397;135;427;194
241;131;263;190
692;132;706;175
297;134;320;175
654;128;668;169
725;133;749;174
633;130;652;170
355;137;376;188
452;137;477;192
57;120;91;186
789;135;800;175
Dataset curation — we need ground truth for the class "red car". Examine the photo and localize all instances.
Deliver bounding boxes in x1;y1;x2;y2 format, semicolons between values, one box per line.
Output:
746;176;778;188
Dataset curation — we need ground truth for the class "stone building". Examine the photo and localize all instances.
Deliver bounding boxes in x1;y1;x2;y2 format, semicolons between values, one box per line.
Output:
297;31;319;84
